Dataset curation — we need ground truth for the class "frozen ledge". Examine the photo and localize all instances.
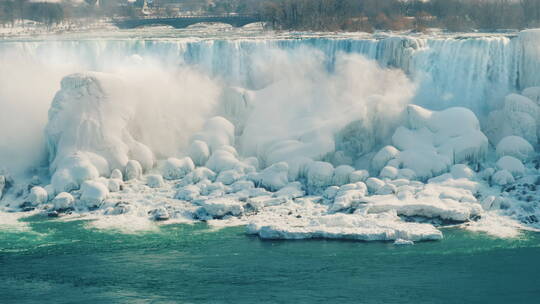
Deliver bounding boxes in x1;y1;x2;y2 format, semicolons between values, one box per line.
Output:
247;212;443;242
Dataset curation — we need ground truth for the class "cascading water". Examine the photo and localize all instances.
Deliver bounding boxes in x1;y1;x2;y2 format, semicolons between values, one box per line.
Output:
1;31;533;112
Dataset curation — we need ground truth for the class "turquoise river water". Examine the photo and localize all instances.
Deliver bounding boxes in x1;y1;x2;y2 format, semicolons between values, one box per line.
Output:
1;217;540;304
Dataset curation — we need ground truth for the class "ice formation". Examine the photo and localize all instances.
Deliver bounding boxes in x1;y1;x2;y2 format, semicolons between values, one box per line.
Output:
496;136;535;161
3;32;540;243
376;105;488;181
46;73;156;193
486;93;540;145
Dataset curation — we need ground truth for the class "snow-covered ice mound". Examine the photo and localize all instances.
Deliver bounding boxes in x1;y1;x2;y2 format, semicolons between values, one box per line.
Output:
486;90;540;145
46;72;155;194
373;105;488;180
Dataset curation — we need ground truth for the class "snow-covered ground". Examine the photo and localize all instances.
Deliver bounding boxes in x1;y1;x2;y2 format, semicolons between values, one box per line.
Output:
0;19;118;39
2;29;540;243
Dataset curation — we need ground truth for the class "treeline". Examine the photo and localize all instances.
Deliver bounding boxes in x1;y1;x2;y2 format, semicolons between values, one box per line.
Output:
0;0;140;27
0;1;66;26
259;0;540;32
3;0;540;32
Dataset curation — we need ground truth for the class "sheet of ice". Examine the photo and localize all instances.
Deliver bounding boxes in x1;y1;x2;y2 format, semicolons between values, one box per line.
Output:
247;202;442;242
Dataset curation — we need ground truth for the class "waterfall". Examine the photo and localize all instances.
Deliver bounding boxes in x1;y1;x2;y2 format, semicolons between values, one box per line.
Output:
1;32;536;115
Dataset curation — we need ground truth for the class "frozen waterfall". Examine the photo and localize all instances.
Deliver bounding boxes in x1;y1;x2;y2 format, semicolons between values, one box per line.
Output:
2;30;540;241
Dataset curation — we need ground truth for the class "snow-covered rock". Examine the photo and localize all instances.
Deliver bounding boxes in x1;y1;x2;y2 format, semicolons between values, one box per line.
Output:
188;140;210;166
110;169;123;180
183;167;216;184
80;180;109;208
323;186;340;200
492;170;515;186
486;93;539;144
306;161;334;193
376;183;397;195
450;164;475;180
504;93;539;120
372;146;400;173
51;153;100;194
380;166;399;180
146;174;164;188
107;178;123;192
125;160;143;181
206;150;241;173
215;169;243;185
175;185;200;201
275;182;305;199
162;157;195;180
366;177;385;193
332;165;354;186
349;170;369;183
330;183;367;212
496;136;534;161
26;186;48;206
191;116;235;152
496;156;525;177
397;168;416;180
286;156;313;181
196;197;244;218
150;207;170;221
255;162;289;191
52;192;74;210
231;180;255;193
522;86;540;104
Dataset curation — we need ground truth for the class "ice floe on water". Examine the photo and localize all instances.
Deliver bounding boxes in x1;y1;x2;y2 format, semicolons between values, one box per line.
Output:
2;36;540;243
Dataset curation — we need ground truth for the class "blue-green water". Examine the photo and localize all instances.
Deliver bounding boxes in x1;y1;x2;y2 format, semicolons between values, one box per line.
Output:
1;217;540;304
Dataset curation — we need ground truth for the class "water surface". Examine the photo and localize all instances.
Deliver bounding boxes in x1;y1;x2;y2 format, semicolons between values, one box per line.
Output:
1;217;539;303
